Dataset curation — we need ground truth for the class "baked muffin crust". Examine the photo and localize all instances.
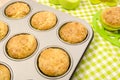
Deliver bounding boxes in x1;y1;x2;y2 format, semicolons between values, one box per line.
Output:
0;21;8;40
0;64;11;80
6;34;37;59
31;11;57;30
59;22;88;44
38;47;70;77
5;2;30;19
101;7;120;28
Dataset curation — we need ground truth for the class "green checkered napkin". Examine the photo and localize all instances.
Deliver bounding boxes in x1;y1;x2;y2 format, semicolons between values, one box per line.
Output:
37;0;120;80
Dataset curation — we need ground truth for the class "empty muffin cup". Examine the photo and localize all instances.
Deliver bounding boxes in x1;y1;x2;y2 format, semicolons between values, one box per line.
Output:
0;62;13;80
5;33;38;59
0;21;9;41
30;11;57;30
58;22;88;44
4;1;31;19
37;47;71;78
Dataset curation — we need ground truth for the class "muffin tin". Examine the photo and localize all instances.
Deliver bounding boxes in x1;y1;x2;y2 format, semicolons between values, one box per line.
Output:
0;0;93;80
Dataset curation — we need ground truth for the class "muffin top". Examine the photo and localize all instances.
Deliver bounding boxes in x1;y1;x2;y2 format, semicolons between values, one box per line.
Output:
5;2;30;19
31;11;57;30
6;34;37;59
0;21;8;40
38;48;70;77
0;64;11;80
59;22;88;44
101;7;120;28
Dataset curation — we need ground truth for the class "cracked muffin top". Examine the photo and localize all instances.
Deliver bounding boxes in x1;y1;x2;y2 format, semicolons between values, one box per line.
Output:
5;2;30;19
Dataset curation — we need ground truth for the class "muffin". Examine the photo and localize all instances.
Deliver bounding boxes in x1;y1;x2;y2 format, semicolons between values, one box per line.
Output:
37;47;70;77
30;11;57;30
5;2;30;19
59;22;88;44
101;7;120;31
6;33;37;59
0;64;11;80
0;21;8;40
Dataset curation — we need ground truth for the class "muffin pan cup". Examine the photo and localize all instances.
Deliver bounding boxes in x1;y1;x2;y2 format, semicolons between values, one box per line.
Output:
4;33;39;61
0;61;13;80
0;20;9;42
4;1;31;19
35;46;73;79
0;0;93;80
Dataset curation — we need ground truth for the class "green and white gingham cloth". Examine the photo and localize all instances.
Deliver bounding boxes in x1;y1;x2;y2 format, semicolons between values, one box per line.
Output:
36;0;120;80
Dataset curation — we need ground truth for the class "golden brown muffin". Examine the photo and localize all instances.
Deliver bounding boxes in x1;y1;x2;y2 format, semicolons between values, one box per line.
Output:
101;7;120;29
30;11;57;30
5;2;30;19
0;64;11;80
0;21;8;40
38;47;70;77
6;34;37;59
59;22;88;44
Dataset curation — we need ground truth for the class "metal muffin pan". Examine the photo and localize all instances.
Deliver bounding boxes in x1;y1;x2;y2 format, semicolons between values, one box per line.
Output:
0;0;94;80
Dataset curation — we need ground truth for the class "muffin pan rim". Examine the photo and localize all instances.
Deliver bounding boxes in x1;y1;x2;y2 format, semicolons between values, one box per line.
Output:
3;33;39;61
35;45;73;79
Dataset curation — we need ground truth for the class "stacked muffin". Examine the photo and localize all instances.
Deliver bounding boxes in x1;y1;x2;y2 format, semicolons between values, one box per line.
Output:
100;7;120;31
